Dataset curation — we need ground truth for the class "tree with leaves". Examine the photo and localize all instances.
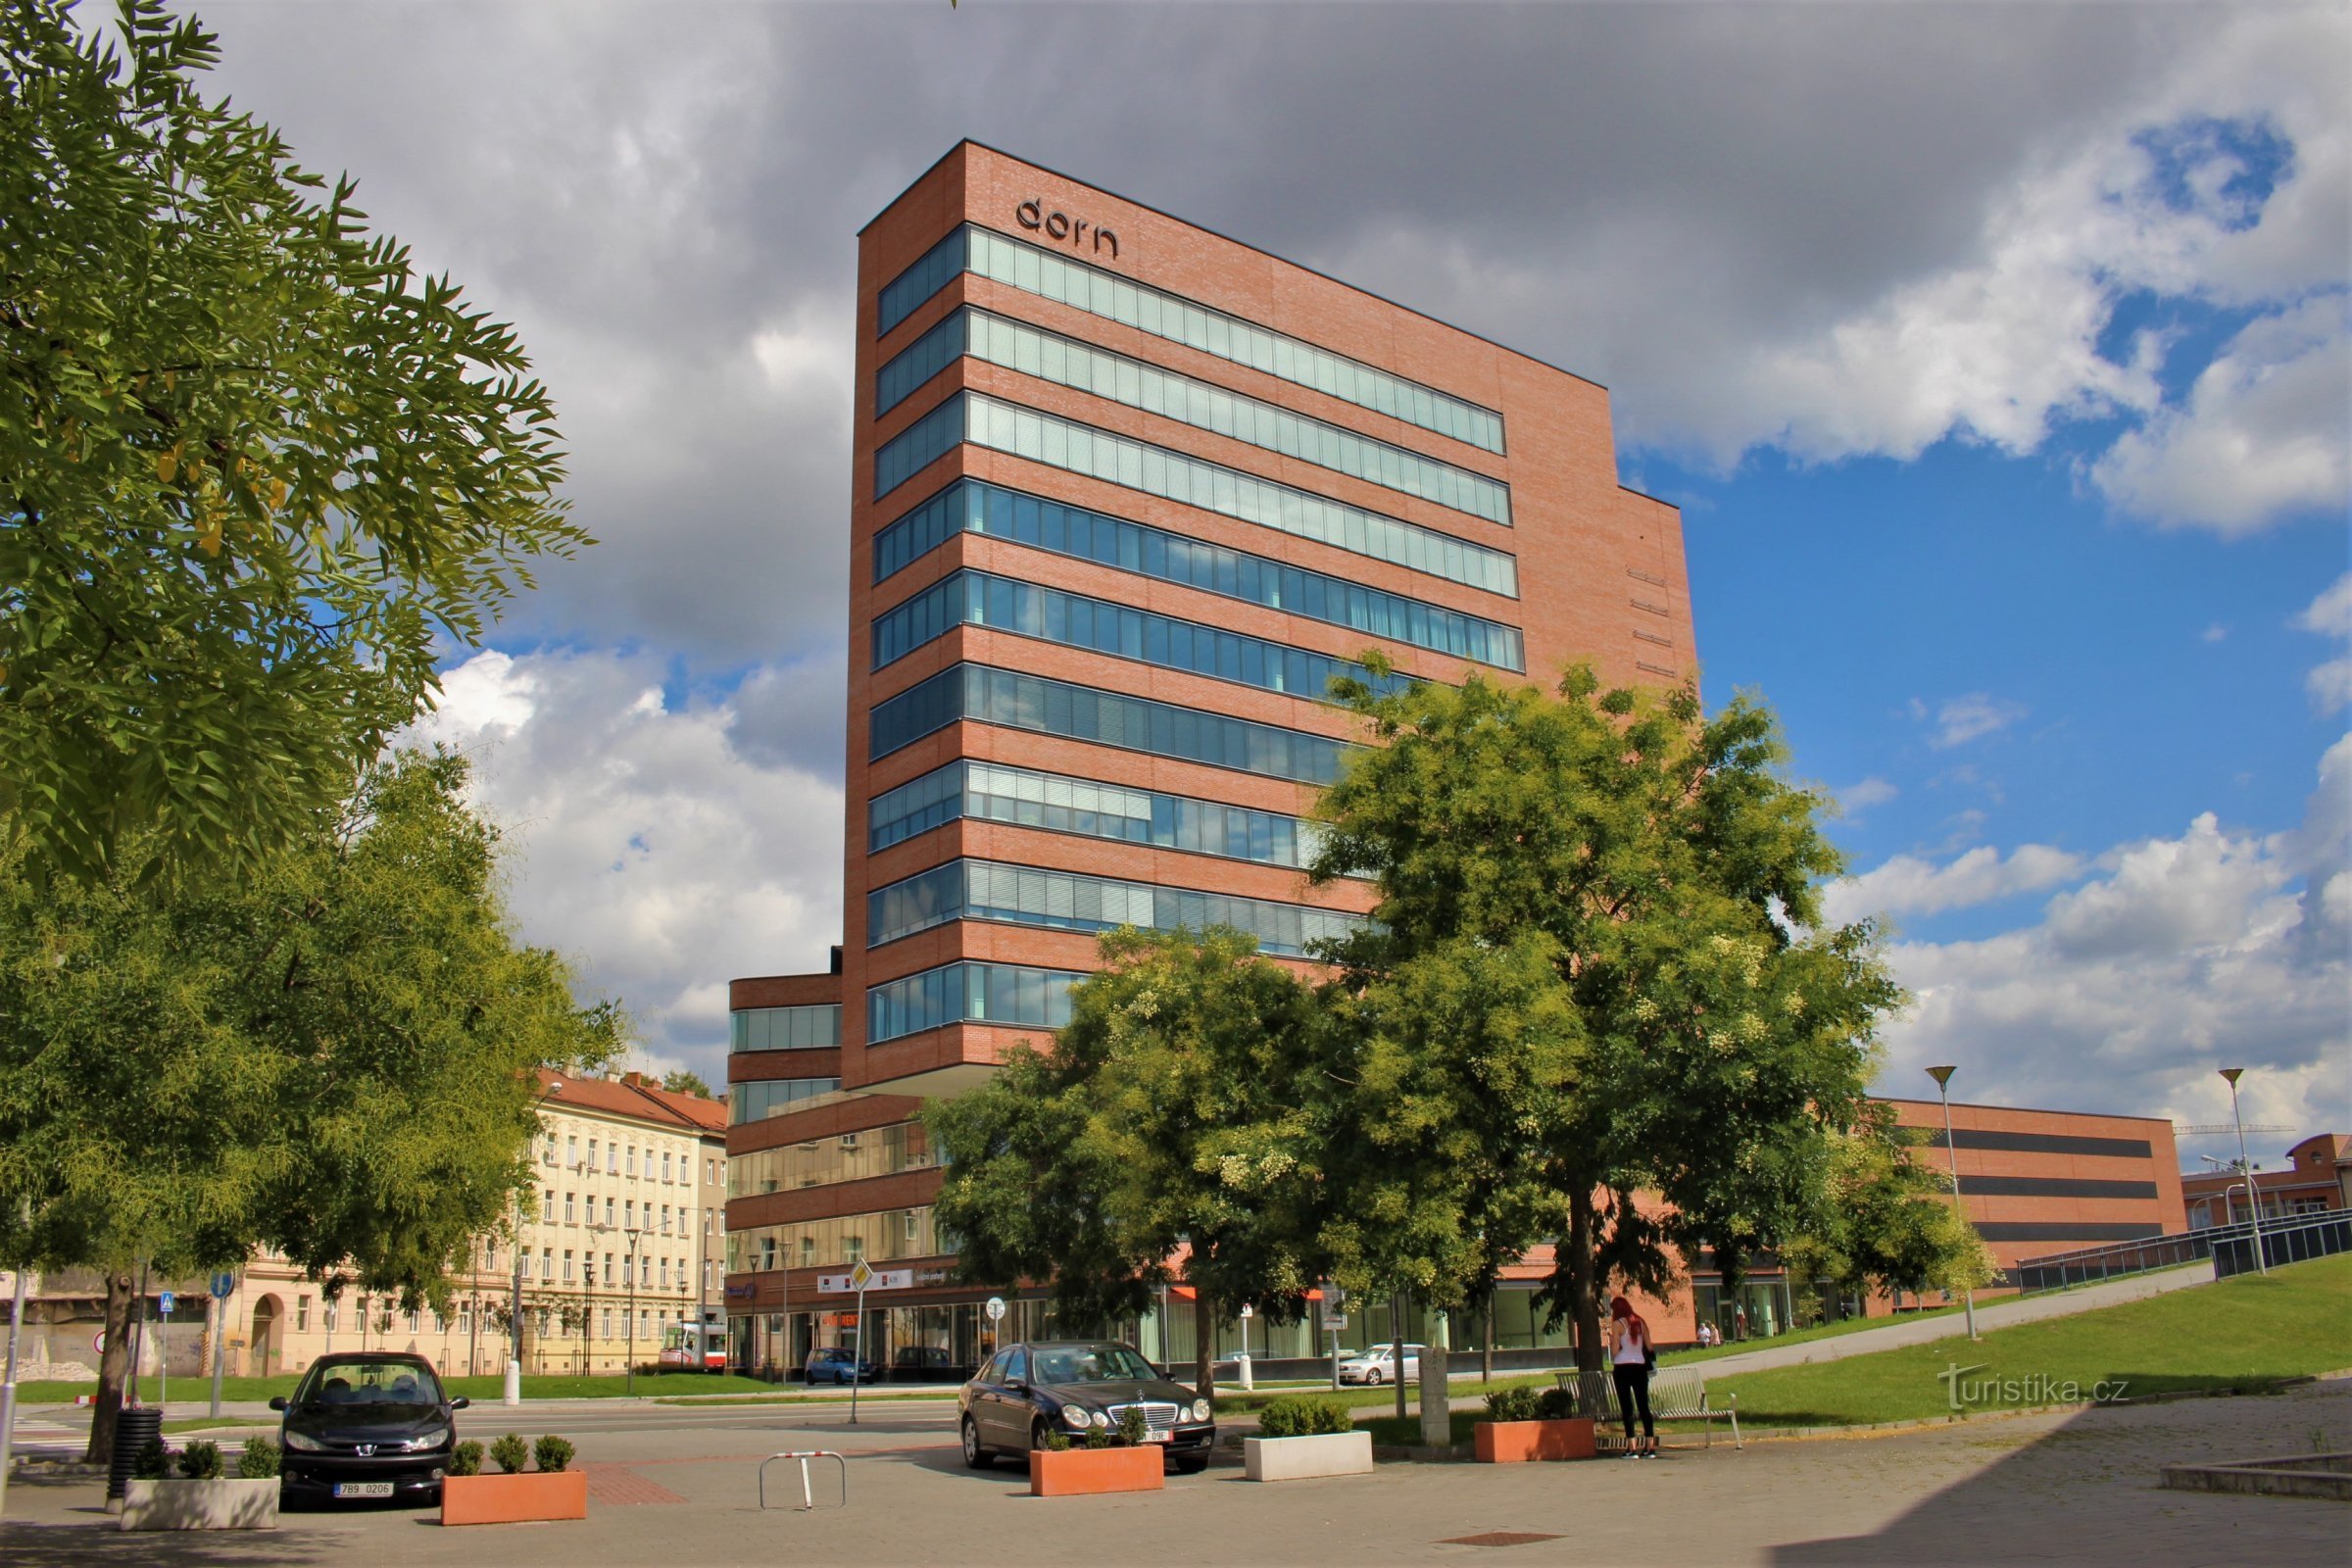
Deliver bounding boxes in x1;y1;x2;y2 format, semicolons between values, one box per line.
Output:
662;1069;713;1099
0;750;619;1460
0;0;581;889
1781;1110;1997;1312
928;927;1329;1397
1307;659;1901;1373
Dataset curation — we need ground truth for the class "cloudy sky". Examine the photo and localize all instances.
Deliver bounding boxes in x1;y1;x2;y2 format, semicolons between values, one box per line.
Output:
184;0;2347;1157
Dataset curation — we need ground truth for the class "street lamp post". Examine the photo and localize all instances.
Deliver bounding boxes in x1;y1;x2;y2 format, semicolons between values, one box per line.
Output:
596;1224;647;1396
2218;1069;2267;1276
1924;1065;1979;1341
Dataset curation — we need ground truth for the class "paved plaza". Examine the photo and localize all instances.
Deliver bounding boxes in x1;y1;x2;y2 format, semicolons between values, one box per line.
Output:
1;1377;2343;1565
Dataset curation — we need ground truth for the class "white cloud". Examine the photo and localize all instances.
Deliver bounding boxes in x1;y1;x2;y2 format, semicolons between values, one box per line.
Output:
1927;693;2029;749
2091;296;2351;534
1873;739;2350;1139
2201;623;2229;643
404;649;845;1087
1824;844;2085;927
2294;572;2352;712
1837;777;1900;812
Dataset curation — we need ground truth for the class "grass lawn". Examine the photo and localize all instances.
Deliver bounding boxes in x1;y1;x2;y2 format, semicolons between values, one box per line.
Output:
1707;1252;2352;1427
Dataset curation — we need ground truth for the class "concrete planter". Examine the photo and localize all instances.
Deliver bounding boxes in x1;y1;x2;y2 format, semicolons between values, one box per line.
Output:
1029;1445;1165;1497
120;1477;279;1531
1474;1418;1596;1463
440;1470;590;1526
1244;1430;1375;1482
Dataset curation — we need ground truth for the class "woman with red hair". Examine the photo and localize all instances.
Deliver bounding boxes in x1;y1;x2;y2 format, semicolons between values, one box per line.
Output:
1607;1295;1657;1458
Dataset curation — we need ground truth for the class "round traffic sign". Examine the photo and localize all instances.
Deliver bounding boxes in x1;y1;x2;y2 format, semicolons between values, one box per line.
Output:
985;1296;1005;1322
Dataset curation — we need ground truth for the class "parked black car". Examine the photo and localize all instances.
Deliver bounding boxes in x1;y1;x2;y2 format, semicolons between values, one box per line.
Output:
805;1346;879;1385
269;1351;468;1504
959;1341;1213;1474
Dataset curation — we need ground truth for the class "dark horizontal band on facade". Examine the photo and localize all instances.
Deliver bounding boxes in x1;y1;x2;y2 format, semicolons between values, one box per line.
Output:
875;221;1505;453
869;662;1353;786
1901;1127;2157;1160
877;307;1512;525
1970;1222;2164;1243
1954;1175;2163;1200
872;477;1526;670
874;390;1520;598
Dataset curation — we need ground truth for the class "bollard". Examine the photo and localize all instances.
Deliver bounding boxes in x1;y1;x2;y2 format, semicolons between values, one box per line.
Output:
504;1358;520;1407
758;1450;847;1511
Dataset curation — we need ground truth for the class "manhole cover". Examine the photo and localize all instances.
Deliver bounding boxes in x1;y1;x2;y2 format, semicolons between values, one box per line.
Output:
1440;1532;1564;1548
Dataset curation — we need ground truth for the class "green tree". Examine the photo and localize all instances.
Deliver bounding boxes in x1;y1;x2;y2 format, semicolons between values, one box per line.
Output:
1781;1111;1998;1310
0;749;618;1460
1308;660;1900;1373
929;927;1328;1397
0;1;582;888
662;1069;713;1099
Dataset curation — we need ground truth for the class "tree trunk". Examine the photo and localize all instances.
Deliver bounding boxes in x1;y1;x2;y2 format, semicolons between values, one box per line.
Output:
1569;1188;1604;1374
1481;1300;1494;1385
84;1271;137;1463
1190;1289;1215;1401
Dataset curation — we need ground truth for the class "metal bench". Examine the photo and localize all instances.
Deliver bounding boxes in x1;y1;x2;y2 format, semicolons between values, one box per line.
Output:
1553;1366;1740;1449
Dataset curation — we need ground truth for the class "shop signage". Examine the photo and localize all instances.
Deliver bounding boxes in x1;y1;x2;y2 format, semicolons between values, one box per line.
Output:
1016;199;1120;261
816;1267;911;1295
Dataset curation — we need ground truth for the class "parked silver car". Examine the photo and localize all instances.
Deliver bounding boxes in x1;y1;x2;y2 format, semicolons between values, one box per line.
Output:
1336;1343;1426;1385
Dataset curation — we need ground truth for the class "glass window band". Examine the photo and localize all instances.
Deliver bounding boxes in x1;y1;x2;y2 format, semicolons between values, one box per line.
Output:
866;959;1087;1047
876;223;1505;455
880;308;1511;524
868;662;1352;786
872;568;1412;708
729;1004;842;1054
867;858;1366;956
729;1078;844;1122
873;478;1523;671
868;758;1326;869
872;392;1518;599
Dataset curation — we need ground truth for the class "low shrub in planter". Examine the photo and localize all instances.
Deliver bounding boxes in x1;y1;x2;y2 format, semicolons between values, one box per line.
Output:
177;1442;223;1481
1486;1386;1578;1423
1256;1396;1355;1438
236;1439;280;1480
133;1437;172;1480
533;1436;575;1473
489;1433;530;1475
448;1441;485;1477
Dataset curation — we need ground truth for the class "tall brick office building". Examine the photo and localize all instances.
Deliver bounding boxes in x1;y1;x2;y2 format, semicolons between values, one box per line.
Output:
722;142;1692;1373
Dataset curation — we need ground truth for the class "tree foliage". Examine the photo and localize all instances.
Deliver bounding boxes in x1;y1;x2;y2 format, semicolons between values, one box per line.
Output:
1307;660;1901;1368
1781;1110;1999;1305
0;748;618;1454
928;927;1327;1394
0;1;582;887
662;1069;713;1099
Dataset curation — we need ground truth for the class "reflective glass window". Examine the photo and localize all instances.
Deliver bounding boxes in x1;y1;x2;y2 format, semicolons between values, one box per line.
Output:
729;1004;843;1054
866;858;1366;956
868;759;1330;868
864;960;1088;1046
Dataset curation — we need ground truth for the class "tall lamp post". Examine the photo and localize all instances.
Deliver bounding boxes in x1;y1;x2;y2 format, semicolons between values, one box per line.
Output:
1924;1065;1979;1341
595;1223;646;1396
2219;1068;2267;1276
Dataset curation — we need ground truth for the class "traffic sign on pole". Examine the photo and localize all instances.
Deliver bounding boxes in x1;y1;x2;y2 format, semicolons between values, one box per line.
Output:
210;1273;235;1300
984;1296;1005;1322
847;1260;874;1427
158;1291;174;1316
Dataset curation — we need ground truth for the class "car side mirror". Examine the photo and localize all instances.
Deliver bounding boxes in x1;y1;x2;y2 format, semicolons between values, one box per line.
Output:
268;1396;288;1412
449;1396;470;1410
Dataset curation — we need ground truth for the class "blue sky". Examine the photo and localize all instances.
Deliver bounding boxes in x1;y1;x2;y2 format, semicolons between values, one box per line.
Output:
188;0;2349;1154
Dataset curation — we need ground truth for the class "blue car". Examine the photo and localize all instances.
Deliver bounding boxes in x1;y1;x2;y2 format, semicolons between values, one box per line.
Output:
805;1347;878;1385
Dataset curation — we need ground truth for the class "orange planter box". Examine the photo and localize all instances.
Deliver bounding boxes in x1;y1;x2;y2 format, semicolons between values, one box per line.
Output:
1029;1445;1167;1497
1474;1418;1596;1463
440;1470;590;1526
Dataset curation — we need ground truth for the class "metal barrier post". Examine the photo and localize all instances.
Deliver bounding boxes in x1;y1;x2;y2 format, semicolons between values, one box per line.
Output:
759;1449;848;1511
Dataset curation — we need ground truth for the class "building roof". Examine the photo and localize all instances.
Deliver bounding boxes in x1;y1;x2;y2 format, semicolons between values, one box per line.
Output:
536;1067;725;1138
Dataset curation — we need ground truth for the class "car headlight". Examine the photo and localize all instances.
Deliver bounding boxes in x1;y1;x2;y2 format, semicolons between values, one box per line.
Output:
283;1431;324;1452
1090;1408;1110;1428
1062;1405;1093;1430
400;1424;451;1451
1191;1397;1211;1422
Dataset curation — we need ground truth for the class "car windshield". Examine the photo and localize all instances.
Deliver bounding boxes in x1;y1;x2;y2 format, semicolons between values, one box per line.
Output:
1031;1346;1159;1385
302;1360;441;1407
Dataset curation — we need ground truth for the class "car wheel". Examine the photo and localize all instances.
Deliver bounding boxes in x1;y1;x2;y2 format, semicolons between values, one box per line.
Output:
960;1416;993;1470
1030;1418;1054;1458
1366;1368;1384;1385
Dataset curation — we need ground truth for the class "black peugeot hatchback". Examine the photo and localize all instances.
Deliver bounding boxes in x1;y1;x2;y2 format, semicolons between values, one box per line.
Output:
269;1351;468;1504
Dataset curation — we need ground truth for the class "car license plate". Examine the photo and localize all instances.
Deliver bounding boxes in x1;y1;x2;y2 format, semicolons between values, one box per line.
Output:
1144;1430;1169;1444
333;1482;394;1498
